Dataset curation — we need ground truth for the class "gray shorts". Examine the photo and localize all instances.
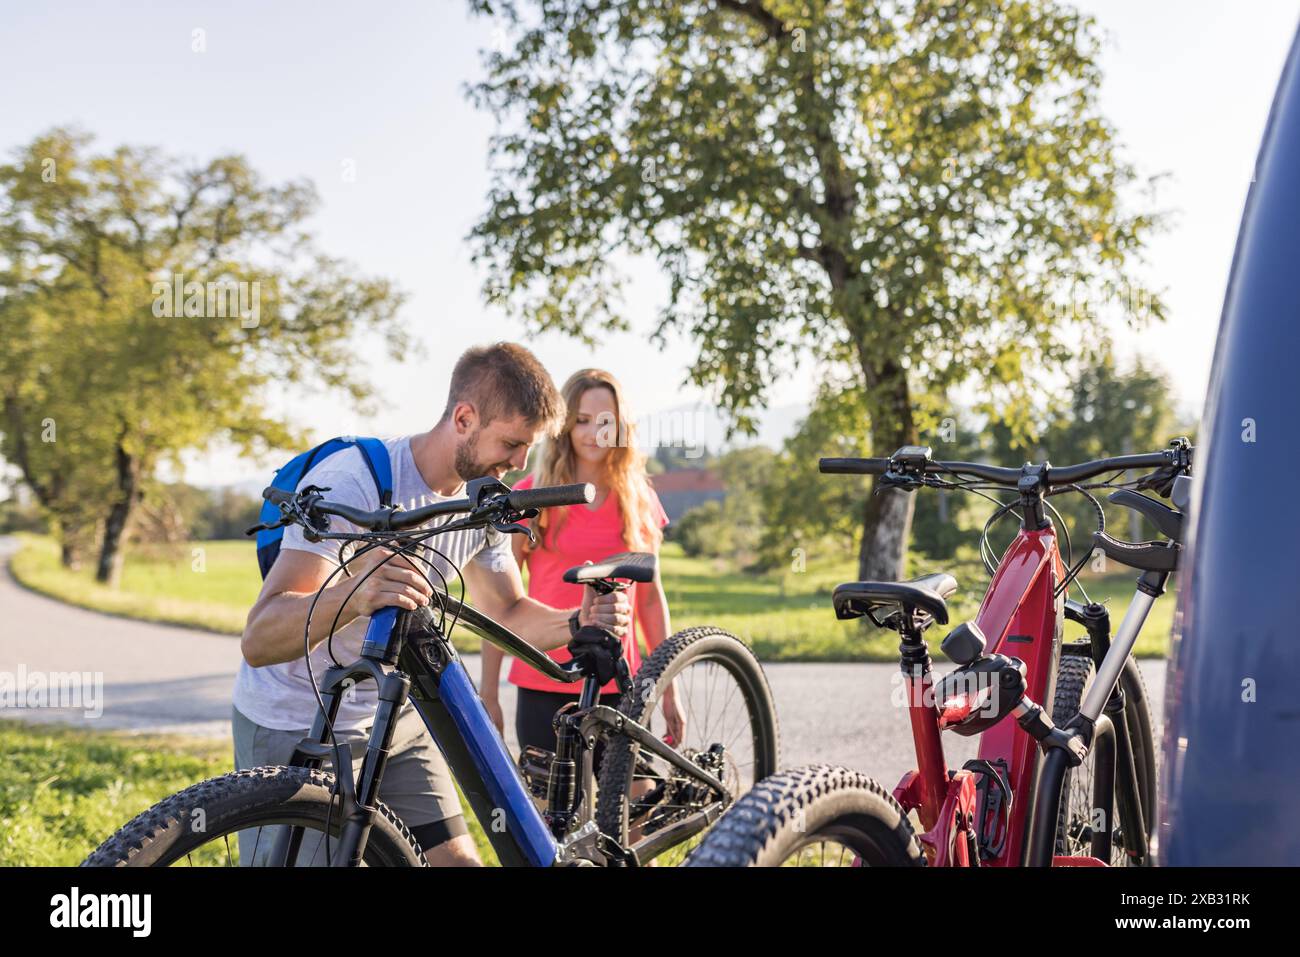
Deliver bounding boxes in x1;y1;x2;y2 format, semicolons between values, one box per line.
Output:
231;702;466;864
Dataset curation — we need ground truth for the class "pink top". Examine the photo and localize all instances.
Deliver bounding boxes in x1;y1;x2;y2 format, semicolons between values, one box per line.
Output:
508;474;670;694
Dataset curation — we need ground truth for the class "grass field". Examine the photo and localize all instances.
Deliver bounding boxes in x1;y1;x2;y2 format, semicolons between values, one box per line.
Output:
8;533;1174;660
0;719;500;866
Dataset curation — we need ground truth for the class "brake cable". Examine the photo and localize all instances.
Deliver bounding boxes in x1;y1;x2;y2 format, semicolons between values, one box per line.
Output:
303;532;447;865
324;537;456;669
296;506;495;864
1045;483;1105;602
922;468;1111;603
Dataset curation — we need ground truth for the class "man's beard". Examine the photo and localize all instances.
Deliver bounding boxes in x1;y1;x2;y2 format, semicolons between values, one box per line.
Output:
453;431;503;482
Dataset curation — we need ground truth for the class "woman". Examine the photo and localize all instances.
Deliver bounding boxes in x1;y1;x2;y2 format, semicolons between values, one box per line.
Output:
480;368;682;757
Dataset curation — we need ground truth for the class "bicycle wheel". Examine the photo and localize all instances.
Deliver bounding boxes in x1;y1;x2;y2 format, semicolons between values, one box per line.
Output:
686;765;926;867
595;626;779;864
1051;652;1156;866
82;766;426;867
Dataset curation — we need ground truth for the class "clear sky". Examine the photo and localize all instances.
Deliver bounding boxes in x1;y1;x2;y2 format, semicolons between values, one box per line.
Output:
2;0;1296;484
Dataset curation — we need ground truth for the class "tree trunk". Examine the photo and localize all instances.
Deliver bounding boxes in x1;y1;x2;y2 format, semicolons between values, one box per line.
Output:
858;482;916;582
95;440;141;586
856;359;917;583
60;539;82;570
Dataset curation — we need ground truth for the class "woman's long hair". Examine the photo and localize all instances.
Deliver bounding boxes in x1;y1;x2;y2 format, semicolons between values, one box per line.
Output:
529;369;662;554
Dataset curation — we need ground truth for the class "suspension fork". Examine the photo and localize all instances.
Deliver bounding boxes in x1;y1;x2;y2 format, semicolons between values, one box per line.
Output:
1069;598;1146;859
1081;573;1164;864
1072;576;1163;864
269;655;410;866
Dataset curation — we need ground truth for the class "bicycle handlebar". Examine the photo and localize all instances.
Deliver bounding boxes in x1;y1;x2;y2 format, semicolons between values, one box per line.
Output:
261;481;595;533
505;482;597;512
818;457;893;476
818;447;1190;489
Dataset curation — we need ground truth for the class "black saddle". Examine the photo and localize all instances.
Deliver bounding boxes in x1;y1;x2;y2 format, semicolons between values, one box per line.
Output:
833;573;959;627
563;551;657;585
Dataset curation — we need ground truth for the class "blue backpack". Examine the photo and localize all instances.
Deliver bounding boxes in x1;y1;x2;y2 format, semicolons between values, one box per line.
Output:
254;436;393;578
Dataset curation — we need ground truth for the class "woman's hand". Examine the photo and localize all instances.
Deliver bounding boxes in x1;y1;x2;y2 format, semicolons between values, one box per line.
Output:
661;682;686;745
482;692;505;736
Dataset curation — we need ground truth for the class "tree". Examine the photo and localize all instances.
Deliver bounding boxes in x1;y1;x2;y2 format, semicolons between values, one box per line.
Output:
753;381;871;570
1041;345;1180;543
195;487;264;541
674;445;775;563
467;0;1162;581
0;129;408;584
1045;347;1176;465
754;345;1181;574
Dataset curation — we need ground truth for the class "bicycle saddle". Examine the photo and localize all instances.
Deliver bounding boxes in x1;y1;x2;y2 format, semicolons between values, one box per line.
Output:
833;573;958;626
563;551;657;584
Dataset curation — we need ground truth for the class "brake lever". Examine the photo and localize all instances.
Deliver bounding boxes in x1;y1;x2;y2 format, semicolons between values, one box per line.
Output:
492;518;536;544
480;498;538;544
877;469;924;492
245;517;288;536
291;485;331;540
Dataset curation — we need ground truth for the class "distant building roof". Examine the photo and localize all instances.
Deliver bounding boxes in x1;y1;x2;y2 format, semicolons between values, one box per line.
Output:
650;469;724;494
649;469;727;524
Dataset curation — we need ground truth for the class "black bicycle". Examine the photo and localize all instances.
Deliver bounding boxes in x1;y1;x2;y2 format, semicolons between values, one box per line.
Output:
84;477;779;866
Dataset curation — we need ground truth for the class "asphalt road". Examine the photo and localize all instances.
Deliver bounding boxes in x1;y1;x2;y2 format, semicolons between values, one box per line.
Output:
0;537;1167;788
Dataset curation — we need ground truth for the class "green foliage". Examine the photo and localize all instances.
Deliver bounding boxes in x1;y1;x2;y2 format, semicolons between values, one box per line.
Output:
468;0;1162;435
0;721;501;866
668;446;775;563
0;720;232;865
1043;346;1179;463
652;444;718;473
753;381;871;570
193;487;263;541
0;129;408;582
750;345;1182;565
1040;345;1182;543
0;490;46;534
467;0;1164;578
672;499;724;558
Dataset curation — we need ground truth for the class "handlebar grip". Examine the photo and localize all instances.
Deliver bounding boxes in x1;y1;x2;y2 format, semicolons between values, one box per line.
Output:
818;457;891;475
262;486;295;506
507;482;595;510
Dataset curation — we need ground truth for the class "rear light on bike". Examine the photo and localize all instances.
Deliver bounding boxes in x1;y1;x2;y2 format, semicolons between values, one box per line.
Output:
938;687;994;730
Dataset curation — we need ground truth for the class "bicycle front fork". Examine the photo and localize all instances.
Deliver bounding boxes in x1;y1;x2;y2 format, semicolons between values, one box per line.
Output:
270;656;411;867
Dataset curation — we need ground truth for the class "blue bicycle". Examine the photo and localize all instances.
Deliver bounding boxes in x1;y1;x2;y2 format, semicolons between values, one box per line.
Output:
85;478;779;866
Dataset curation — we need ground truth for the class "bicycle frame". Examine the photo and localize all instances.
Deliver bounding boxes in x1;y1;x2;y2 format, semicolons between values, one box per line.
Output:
890;522;1162;867
269;594;728;867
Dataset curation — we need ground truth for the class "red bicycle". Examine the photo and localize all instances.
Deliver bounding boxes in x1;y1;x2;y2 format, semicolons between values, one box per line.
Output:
688;439;1193;867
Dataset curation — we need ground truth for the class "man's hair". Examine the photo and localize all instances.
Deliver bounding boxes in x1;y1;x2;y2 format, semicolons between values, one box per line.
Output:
440;342;563;433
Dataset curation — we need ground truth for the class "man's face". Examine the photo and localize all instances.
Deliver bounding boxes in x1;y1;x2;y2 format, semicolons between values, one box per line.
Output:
453;410;542;482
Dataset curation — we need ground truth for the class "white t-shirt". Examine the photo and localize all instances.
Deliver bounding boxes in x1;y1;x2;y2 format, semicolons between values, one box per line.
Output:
232;435;513;731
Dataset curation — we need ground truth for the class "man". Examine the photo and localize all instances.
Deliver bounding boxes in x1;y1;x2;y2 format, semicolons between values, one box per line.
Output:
234;342;631;866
